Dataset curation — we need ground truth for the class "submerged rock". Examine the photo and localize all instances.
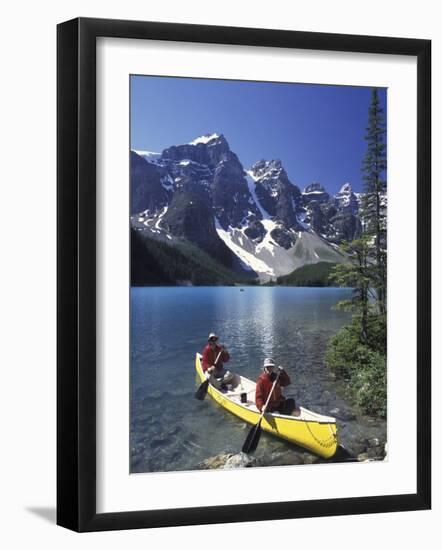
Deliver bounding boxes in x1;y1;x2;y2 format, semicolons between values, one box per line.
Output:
354;438;386;461
223;452;257;469
356;437;387;460
329;407;356;421
348;442;367;456
320;390;332;402
197;453;233;470
301;453;320;465
367;446;386;460
266;452;304;467
198;452;258;470
151;436;174;449
357;452;370;462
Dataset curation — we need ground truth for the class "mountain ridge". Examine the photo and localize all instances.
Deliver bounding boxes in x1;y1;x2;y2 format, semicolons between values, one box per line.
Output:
130;133;370;284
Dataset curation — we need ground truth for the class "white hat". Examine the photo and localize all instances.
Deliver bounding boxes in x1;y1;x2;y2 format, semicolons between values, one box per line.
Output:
208;332;219;341
263;357;275;368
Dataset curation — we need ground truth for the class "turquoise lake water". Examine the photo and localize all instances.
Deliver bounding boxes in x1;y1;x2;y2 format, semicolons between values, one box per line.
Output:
130;286;385;473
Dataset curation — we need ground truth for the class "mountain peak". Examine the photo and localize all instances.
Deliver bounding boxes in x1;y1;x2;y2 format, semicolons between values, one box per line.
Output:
188;133;223;146
249;159;283;180
162;133;230;167
337;182;353;194
132;150;162;164
334;182;358;214
303;182;327;195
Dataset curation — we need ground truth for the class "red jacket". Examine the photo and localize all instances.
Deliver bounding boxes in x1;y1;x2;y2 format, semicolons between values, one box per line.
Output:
201;343;230;372
255;370;291;412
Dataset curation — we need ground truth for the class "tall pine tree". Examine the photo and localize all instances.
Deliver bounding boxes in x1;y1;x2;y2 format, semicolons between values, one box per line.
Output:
329;237;377;342
361;88;387;315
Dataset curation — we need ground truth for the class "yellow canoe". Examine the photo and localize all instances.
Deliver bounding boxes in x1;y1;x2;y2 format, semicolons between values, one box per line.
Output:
195;353;338;459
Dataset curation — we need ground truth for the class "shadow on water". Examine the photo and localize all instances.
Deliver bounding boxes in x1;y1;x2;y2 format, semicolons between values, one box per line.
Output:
330;444;357;462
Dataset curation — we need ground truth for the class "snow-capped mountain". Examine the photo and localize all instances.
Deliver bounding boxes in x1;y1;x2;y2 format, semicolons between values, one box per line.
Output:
131;133;364;282
302;182;330;204
334;182;359;214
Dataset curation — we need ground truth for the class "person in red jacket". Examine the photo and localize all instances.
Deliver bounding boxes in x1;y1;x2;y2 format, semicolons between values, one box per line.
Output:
255;358;299;415
202;332;234;390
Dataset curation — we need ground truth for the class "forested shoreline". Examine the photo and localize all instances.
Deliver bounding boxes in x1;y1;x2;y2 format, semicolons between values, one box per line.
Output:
325;88;387;419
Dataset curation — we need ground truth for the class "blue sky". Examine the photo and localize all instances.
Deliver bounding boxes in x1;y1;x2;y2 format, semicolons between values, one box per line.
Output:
130;75;386;195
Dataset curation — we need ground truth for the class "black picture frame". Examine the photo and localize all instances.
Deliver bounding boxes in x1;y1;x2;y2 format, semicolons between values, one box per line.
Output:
57;17;431;532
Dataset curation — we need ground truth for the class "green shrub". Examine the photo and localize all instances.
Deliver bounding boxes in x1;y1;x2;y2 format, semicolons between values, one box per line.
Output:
352;349;386;417
324;323;360;379
325;314;387;419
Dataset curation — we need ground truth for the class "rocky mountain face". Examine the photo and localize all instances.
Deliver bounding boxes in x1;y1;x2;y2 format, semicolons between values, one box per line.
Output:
130;151;169;215
131;133;367;282
302;181;362;245
246;159;304;248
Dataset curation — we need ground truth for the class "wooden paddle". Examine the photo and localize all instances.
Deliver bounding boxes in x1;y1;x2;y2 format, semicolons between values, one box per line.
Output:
194;349;224;401
242;371;280;454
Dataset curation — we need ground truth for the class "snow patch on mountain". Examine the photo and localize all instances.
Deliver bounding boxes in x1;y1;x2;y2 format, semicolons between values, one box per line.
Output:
335;183;354;206
255;219;278;255
245;172;271;219
215;218;276;276
250;160;282;182
337;183;352;203
189;133;220;145
133;150;162;163
154;206;168;230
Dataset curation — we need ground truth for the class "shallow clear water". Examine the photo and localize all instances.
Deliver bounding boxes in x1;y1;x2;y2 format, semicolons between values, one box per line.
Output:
130;286;386;473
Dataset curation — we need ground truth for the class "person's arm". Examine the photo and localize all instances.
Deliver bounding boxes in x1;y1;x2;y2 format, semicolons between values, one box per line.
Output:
221;347;230;363
278;368;291;387
201;346;211;372
255;379;266;412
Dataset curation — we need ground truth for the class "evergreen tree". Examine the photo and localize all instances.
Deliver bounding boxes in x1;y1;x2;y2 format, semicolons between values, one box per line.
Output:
324;91;388;419
361;88;387;315
329;237;377;342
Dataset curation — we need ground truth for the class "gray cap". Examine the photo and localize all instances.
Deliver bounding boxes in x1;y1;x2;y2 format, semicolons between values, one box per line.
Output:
208;332;219;341
263;357;275;368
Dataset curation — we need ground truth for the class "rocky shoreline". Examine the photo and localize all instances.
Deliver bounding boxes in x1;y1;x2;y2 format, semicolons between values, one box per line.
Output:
197;437;387;470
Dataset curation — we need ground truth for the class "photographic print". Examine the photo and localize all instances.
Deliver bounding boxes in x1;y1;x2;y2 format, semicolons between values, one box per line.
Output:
130;75;387;474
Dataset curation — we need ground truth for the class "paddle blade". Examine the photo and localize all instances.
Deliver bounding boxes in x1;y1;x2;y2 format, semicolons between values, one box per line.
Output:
194;380;209;401
242;420;262;454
